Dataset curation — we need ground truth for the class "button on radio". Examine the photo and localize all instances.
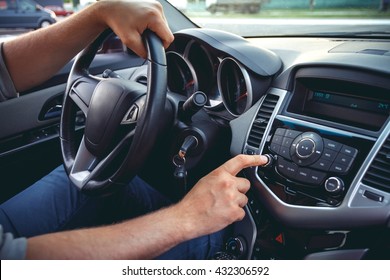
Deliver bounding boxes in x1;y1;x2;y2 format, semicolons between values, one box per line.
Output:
276;157;326;185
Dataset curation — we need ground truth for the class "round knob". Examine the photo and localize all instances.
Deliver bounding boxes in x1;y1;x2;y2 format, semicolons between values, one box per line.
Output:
226;237;246;257
290;132;323;166
324;177;344;194
295;138;316;159
262;154;275;168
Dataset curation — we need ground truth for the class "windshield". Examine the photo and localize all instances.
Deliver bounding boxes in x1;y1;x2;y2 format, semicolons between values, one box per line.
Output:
168;0;390;37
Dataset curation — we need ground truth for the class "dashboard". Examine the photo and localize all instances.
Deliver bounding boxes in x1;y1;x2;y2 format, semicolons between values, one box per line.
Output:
0;26;388;260
165;29;390;259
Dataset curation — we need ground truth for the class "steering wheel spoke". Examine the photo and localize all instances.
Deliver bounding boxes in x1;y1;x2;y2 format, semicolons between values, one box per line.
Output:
68;76;101;116
69;137;98;188
70;130;135;190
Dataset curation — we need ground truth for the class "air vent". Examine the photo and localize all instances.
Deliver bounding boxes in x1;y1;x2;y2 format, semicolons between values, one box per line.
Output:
247;94;279;148
361;136;390;193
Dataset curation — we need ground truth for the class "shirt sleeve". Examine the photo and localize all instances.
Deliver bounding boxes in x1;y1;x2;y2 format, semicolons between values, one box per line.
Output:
0;225;27;260
0;42;19;102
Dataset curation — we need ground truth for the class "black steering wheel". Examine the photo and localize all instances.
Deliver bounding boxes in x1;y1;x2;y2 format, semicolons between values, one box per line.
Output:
60;29;167;195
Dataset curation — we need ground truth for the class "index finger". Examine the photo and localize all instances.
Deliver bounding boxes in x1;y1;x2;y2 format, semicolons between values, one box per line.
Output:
221;154;269;176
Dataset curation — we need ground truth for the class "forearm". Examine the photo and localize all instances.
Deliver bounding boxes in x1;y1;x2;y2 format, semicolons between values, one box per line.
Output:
2;0;173;93
2;3;107;92
25;154;268;259
26;204;190;260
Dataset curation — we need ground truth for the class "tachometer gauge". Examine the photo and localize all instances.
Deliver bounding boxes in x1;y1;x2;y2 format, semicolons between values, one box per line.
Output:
166;51;198;96
218;57;252;116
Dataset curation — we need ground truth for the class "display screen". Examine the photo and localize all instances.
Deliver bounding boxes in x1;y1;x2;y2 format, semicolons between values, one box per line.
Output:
311;91;390;115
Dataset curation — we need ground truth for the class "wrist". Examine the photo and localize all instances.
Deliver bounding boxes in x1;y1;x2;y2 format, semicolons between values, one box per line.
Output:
87;1;111;31
168;202;202;241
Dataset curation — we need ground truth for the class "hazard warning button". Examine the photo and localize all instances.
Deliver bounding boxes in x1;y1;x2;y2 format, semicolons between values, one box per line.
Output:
274;233;285;246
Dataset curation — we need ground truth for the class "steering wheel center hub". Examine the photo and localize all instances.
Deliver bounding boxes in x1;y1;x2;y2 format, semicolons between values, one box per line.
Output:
84;79;143;157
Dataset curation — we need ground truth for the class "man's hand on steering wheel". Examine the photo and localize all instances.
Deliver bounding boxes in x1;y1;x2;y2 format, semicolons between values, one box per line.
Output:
60;1;174;195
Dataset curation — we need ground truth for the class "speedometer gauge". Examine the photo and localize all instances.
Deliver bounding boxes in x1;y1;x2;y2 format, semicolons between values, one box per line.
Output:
166;51;198;96
218;57;252;116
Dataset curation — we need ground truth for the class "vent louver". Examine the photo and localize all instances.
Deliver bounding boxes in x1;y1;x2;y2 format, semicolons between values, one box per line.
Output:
361;136;390;193
247;94;279;148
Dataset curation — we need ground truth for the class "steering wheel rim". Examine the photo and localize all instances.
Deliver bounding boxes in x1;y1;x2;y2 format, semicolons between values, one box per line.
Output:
60;29;167;195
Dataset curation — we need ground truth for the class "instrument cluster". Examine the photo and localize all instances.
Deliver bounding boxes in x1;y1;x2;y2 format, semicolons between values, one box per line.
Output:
166;37;269;117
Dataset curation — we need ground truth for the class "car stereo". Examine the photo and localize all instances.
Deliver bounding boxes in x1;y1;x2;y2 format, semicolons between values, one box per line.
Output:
270;128;357;189
257;118;374;207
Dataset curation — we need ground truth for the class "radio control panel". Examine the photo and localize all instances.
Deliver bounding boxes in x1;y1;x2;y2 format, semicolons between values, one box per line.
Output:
270;128;357;187
255;121;372;207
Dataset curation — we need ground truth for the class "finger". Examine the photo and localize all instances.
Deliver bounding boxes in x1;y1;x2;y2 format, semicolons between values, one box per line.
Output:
118;31;147;59
222;154;269;176
122;25;172;59
237;193;249;208
148;21;174;49
147;2;174;49
235;177;251;194
235;207;246;222
130;39;147;59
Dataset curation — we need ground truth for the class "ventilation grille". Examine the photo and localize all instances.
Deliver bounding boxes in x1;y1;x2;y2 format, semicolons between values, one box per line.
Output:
361;136;390;193
247;94;279;148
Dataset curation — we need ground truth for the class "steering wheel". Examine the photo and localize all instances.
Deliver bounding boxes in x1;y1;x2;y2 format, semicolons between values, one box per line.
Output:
60;29;167;195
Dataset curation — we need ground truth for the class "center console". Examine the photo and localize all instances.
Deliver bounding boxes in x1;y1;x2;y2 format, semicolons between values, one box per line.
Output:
247;66;389;207
227;65;390;260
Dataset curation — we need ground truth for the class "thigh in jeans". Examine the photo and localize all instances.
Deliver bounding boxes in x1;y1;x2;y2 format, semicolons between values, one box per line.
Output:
0;166;169;237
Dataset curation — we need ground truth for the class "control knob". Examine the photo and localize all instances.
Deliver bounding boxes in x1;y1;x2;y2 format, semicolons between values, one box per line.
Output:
262;154;275;168
324;177;344;194
290;132;323;166
296;138;316;159
226;237;247;258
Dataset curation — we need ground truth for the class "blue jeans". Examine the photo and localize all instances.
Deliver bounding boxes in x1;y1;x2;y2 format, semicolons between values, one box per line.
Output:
0;166;227;259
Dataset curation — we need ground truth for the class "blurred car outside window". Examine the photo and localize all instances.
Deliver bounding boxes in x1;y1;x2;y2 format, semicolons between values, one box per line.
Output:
44;5;73;17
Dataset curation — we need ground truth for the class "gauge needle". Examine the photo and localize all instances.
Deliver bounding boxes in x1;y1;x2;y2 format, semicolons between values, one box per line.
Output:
185;79;195;89
235;91;248;102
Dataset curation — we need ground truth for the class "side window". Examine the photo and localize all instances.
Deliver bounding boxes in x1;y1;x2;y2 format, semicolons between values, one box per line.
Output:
0;1;6;10
0;0;17;10
19;0;36;11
